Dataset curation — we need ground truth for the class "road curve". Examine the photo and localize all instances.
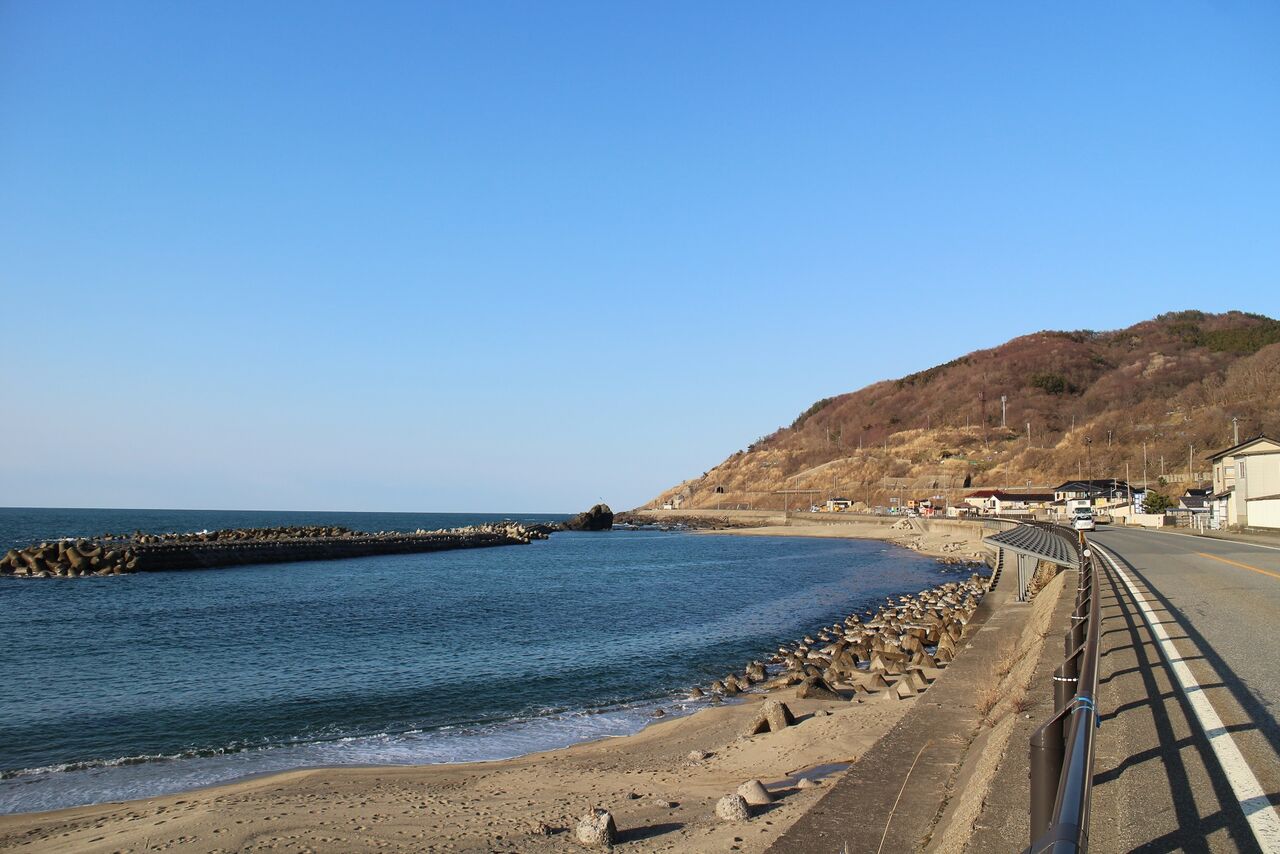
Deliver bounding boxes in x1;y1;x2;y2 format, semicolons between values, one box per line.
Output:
1088;526;1280;853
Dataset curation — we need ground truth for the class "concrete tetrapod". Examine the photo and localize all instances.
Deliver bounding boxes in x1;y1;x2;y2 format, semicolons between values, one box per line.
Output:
743;699;796;737
738;780;773;806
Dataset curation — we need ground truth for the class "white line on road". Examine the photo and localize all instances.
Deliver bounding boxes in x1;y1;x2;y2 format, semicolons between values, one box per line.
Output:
1104;526;1280;553
1095;542;1280;851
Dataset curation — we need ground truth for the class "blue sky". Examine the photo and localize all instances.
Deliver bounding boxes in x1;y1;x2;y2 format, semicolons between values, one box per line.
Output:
2;2;1278;512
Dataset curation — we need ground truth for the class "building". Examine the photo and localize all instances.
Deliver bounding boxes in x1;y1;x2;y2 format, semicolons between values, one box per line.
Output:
824;497;854;512
962;490;1001;512
1207;435;1280;529
990;491;1055;516
1051;480;1134;517
1178;488;1211;516
961;489;1054;516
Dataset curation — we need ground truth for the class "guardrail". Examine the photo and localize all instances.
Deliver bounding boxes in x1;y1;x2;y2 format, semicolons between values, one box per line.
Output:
1026;527;1101;852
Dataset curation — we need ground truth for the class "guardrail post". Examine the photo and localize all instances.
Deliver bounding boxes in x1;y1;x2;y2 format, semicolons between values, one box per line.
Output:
1030;711;1067;842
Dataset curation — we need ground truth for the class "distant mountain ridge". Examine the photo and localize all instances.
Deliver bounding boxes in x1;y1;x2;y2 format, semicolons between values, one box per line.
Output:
650;311;1280;510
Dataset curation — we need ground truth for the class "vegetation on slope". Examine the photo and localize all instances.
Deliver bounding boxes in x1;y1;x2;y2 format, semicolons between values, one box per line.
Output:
650;311;1280;510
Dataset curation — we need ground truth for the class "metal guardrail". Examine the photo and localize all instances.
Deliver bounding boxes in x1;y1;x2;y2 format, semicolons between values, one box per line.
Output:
987;520;1081;602
1026;527;1101;853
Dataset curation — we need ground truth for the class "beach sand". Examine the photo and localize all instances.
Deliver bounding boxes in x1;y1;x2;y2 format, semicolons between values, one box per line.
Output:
700;519;988;562
0;692;915;853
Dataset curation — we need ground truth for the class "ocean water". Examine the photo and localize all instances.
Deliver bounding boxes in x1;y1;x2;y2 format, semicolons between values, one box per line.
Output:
0;507;967;815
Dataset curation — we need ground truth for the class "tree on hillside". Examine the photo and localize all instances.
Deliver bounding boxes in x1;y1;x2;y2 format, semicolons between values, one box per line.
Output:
1142;491;1176;514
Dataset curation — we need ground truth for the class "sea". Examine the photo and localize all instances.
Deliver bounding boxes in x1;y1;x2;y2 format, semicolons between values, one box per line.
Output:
0;507;970;815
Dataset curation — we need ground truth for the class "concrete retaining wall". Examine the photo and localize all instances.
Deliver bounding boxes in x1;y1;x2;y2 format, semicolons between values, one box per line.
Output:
132;533;524;572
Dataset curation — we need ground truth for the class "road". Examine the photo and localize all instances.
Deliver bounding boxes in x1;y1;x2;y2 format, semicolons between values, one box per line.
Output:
1088;526;1280;852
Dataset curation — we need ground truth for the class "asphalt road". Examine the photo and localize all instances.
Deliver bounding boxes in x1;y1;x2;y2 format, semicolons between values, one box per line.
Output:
1088;526;1280;853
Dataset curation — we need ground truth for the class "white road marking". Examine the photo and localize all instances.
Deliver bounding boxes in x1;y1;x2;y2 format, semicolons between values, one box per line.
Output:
1095;542;1280;851
1106;526;1280;553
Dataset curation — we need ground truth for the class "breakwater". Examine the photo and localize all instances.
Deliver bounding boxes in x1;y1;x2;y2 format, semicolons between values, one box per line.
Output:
0;522;555;579
691;574;986;704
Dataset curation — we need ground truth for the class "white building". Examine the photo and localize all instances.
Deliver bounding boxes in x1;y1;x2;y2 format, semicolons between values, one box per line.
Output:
1207;435;1280;529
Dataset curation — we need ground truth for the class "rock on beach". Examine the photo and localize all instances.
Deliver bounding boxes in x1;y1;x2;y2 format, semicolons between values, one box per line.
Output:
575;808;617;846
716;793;752;821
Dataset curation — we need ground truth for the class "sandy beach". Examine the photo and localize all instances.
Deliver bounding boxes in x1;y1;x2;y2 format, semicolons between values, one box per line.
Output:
0;691;914;853
698;518;988;563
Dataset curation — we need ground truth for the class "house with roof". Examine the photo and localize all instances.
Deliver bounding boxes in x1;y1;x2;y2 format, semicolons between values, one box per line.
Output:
961;489;1000;513
1178;488;1211;517
962;489;1054;516
1207;435;1280;529
1050;480;1133;517
990;491;1055;516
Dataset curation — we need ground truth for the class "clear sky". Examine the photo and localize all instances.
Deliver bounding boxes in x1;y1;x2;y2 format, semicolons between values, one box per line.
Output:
2;2;1278;513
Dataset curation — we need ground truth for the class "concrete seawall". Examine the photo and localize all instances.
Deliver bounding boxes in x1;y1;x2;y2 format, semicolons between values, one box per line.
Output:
130;531;528;572
1;523;552;578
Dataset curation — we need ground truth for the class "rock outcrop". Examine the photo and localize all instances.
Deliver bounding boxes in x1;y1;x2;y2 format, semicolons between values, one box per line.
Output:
562;503;614;531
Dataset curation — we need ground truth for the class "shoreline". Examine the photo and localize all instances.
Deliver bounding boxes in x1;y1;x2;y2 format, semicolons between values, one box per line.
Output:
0;530;992;852
696;519;991;563
1;693;911;853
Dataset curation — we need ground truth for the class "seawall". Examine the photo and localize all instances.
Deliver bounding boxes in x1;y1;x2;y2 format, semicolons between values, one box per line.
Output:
1;523;551;578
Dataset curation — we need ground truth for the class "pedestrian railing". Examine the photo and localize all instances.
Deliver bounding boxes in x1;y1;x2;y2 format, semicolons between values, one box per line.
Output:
1026;528;1101;853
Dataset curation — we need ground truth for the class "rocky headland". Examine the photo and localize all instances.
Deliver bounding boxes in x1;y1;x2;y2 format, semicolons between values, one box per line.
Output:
561;503;615;531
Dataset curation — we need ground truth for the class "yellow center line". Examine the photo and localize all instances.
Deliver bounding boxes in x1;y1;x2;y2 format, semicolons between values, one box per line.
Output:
1195;551;1280;581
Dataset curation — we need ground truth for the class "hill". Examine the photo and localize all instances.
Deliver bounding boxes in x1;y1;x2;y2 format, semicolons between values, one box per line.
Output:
649;311;1280;511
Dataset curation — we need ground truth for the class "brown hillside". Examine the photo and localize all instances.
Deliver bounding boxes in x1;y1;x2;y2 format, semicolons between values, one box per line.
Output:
650;311;1280;510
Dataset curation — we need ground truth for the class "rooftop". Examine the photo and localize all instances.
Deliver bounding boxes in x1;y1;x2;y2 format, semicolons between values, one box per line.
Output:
1205;434;1280;461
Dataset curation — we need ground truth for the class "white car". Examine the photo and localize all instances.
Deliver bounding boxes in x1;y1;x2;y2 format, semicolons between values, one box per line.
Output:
1072;514;1095;532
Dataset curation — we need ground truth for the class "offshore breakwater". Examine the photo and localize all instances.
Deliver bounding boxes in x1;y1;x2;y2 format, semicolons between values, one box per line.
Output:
0;521;556;578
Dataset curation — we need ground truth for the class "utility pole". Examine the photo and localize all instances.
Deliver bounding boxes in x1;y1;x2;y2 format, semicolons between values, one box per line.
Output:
1001;395;1007;428
1126;461;1132;511
979;389;988;447
1107;429;1113;447
1160;455;1165;479
1142;442;1148;488
1232;416;1240;446
1189;444;1195;483
1027;422;1032;446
